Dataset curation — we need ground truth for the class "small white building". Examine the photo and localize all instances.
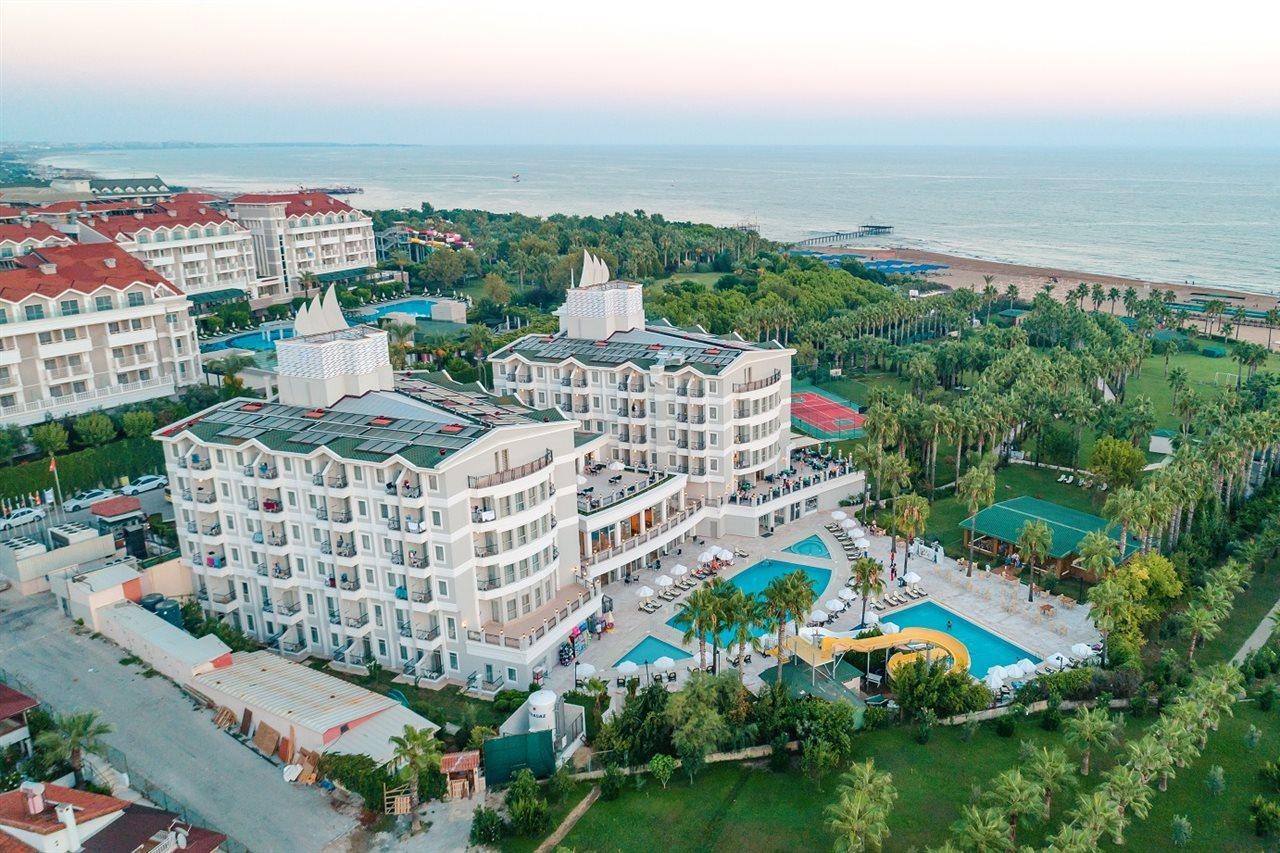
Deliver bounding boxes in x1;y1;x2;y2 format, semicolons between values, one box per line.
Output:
0;523;117;596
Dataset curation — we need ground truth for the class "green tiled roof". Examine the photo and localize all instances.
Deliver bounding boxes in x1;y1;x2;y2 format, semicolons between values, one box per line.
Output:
494;322;773;375
959;495;1140;560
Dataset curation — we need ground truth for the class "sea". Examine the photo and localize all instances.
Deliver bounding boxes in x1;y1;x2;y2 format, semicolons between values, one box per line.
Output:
37;145;1280;295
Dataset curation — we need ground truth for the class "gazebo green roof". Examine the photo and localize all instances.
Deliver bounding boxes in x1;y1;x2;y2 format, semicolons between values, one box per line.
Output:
959;495;1140;561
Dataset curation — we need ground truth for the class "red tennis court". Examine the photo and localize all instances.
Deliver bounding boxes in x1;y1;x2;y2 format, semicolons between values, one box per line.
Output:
791;391;865;437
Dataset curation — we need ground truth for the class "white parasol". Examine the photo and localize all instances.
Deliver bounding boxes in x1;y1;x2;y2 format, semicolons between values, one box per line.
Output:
1070;643;1094;659
809;608;828;623
985;672;1004;691
669;564;688;578
699;551;715;564
637;585;655;598
904;571;921;584
608;460;625;471
825;598;846;612
862;611;880;626
831;510;848;522
617;660;639;676
880;622;900;634
576;663;596;679
840;517;857;529
854;537;871;550
655;575;673;588
985;664;1007;681
653;655;675;671
838;587;856;601
1013;658;1036;677
717;547;733;560
576;475;587;486
1046;652;1071;669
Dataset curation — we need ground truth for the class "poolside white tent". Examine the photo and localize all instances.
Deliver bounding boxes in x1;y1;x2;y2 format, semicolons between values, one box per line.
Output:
985;664;1006;681
848;527;866;539
1013;659;1036;677
1045;653;1071;670
653;655;675;671
617;661;639;677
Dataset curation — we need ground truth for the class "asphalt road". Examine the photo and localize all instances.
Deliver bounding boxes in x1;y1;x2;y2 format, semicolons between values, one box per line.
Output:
1;488;171;539
0;592;358;852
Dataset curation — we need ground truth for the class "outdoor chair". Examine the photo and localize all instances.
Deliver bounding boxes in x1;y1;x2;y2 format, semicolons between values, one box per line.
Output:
667;671;677;682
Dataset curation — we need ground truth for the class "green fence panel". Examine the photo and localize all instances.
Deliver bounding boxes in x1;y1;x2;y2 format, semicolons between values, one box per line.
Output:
483;730;554;785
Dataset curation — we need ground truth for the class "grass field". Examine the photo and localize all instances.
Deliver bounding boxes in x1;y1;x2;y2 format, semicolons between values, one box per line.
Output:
1196;559;1280;665
557;703;1277;852
500;783;593;853
655;272;728;288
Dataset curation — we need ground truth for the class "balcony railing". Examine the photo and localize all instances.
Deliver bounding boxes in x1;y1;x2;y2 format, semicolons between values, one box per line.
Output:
344;613;370;629
583;501;703;567
210;590;236;604
416;625;441;641
732;370;781;393
577;470;674;515
410;589;433;603
335;543;356;558
339;578;361;591
468;449;553;489
466;586;598;650
275;600;301;616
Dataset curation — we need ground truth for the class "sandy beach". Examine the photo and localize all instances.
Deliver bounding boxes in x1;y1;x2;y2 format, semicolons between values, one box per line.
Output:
836;246;1280;351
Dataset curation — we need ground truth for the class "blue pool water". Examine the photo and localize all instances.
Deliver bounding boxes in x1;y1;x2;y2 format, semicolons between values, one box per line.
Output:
353;298;435;322
888;601;1040;676
666;558;832;646
615;635;691;667
202;327;295;352
783;534;830;559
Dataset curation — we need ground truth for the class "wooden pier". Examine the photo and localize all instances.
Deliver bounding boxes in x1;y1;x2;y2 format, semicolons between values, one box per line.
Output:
793;225;894;247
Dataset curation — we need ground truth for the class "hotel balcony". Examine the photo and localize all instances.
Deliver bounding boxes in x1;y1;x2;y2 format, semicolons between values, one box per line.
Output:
467;449;552;490
467;582;598;652
732;371;781;393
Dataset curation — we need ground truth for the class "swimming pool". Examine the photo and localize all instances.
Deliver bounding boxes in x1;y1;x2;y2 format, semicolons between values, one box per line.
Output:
782;534;831;559
615;635;691;667
353;298;435;322
888;601;1039;676
666;558;832;646
202;327;296;352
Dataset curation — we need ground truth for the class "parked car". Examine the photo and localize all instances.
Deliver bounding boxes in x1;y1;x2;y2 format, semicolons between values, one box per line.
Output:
0;506;47;530
121;474;167;496
63;488;119;512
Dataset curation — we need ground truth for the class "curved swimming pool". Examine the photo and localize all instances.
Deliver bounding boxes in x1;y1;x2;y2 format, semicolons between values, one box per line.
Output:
666;558;831;646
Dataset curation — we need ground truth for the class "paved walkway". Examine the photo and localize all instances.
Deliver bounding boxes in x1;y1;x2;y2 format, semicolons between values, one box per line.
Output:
0;592;357;853
1232;598;1280;663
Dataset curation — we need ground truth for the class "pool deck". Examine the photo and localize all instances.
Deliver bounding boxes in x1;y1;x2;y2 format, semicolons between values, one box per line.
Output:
550;510;1099;700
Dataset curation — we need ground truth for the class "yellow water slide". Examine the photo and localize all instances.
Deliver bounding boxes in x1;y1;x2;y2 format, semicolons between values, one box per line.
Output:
785;627;970;675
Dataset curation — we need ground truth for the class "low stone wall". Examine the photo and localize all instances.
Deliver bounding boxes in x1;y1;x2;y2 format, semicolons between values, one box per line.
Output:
570;741;796;781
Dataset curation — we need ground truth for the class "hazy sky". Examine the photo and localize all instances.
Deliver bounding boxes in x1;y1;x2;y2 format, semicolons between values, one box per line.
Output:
3;0;1278;146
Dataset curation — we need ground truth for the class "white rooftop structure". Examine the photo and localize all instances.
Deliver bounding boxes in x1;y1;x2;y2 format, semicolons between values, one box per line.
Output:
326;702;439;765
275;286;394;407
556;251;647;340
98;602;231;674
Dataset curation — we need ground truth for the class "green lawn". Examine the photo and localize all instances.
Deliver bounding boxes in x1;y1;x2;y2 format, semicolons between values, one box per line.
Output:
1126;349;1279;433
654;272;727;288
1196;559;1280;665
500;783;594;853
556;704;1277;852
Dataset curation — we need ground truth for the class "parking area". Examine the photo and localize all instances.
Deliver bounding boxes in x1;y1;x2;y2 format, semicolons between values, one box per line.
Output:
0;592;359;853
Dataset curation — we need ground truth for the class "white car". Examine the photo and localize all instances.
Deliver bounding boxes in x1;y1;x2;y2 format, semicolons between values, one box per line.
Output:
63;488;119;512
0;506;47;531
121;474;167;496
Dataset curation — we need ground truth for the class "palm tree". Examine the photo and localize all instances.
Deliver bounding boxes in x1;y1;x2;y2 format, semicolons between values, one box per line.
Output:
1101;764;1151;844
985;768;1042;846
1183;602;1222;662
463;324;494;363
851;556;885;627
677;586;721;671
784;569;817;648
880;453;913;556
1024;743;1074;820
894;494;930;578
1071;789;1126;850
956;460;995;576
388;724;443;833
725;589;763;684
1265;307;1279;350
383;320;417;369
1125;735;1173;789
827;760;897;852
951;804;1010;852
35;711;113;786
299;270;319;299
762;576;793;685
1064;706;1117;776
1076;529;1117;582
1016;518;1052;601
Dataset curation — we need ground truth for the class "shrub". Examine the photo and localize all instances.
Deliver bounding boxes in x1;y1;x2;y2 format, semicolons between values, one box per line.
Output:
0;436;162;499
493;689;533;714
1247;725;1263;750
317;753;393;812
768;734;791;772
600;765;626;801
1040;695;1063;731
469;805;506;844
1259;686;1276;712
1171;814;1192;847
505;768;549;837
1250;797;1280;837
1206;765;1226;796
74;413;117;448
648;754;676;789
545;764;575;804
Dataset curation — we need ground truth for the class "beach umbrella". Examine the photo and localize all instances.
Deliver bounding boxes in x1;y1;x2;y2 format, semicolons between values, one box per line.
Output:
576;663;596;679
1014;658;1035;677
655;575;673;588
653;655;676;671
840;518;857;529
1047;652;1071;669
608;460;625;471
636;585;655;598
699;551;715;564
576;475;587;486
831;510;848;522
903;571;921;584
617;660;639;676
881;622;900;634
670;564;688;577
838;588;856;602
825;598;845;612
849;527;865;538
854;537;871;550
985;664;1007;681
985;672;1004;691
716;547;733;560
862;611;880;626
1070;643;1094;659
809;608;828;623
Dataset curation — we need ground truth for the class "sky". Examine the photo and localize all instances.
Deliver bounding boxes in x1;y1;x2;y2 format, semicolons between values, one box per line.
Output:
3;0;1278;146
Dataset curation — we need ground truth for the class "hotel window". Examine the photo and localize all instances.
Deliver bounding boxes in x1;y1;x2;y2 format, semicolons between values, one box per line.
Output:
60;299;79;316
38;333;53;345
95;295;113;312
24;304;44;321
127;292;144;307
0;308;7;324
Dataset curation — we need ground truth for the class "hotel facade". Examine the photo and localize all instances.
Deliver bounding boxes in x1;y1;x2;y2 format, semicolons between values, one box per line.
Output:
0;243;200;426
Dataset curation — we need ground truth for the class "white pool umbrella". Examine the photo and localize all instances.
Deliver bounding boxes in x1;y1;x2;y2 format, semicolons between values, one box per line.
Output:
637;585;655;598
617;661;639;677
825;598;845;612
841;518;857;529
862;611;880;626
653;655;675;671
809;608;828;623
831;510;848;522
985;664;1007;681
849;527;866;539
699;551;715;563
717;547;733;560
1070;643;1094;658
655;575;673;588
881;622;900;634
838;587;856;601
670;564;688;577
1047;653;1071;669
985;672;1004;691
903;571;921;584
608;460;625;471
854;537;871;549
576;475;587;486
1014;658;1035;677
576;663;596;679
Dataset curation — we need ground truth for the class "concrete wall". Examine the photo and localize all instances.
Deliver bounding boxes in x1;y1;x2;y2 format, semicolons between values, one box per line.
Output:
139;557;194;598
0;535;117;596
97;603;230;684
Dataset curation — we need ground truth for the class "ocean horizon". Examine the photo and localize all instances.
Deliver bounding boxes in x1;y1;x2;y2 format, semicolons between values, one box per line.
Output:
37;144;1280;296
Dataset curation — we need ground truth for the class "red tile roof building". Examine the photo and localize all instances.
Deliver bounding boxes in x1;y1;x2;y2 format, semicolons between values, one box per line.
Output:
0;244;199;427
0;223;73;258
229;193;374;294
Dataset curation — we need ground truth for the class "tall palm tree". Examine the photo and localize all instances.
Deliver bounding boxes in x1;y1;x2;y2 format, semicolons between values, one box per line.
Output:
761;576;793;685
851;556;885;627
956;460;995;576
1076;529;1117;581
677;586;721;671
1023;743;1074;820
1063;706;1117;776
951;804;1010;852
1016;518;1052;601
1183;602;1223;662
35;711;113;786
1070;789;1126;850
388;724;443;833
784;570;817;646
827;760;897;853
1101;764;1151;844
725;589;763;683
985;768;1042;847
894;494;930;578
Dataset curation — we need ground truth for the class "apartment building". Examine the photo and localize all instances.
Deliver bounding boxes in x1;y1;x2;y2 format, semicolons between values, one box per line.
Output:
490;254;864;582
78;194;262;301
0;222;73;258
228;193;376;295
0;243;200;425
160;290;599;692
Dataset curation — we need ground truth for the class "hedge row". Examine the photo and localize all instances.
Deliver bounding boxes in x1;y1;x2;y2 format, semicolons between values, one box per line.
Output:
0;437;164;501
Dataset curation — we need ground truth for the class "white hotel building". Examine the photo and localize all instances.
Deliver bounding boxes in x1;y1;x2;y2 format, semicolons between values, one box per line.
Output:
229;193;376;296
0;244;200;426
78;194;264;301
159;290;596;692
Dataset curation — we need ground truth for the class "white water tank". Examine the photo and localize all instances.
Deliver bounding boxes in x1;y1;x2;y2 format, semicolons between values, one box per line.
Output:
527;689;556;732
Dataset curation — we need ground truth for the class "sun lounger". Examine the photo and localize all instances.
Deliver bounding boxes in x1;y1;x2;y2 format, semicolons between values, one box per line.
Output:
666;671;677;682
617;677;628;688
